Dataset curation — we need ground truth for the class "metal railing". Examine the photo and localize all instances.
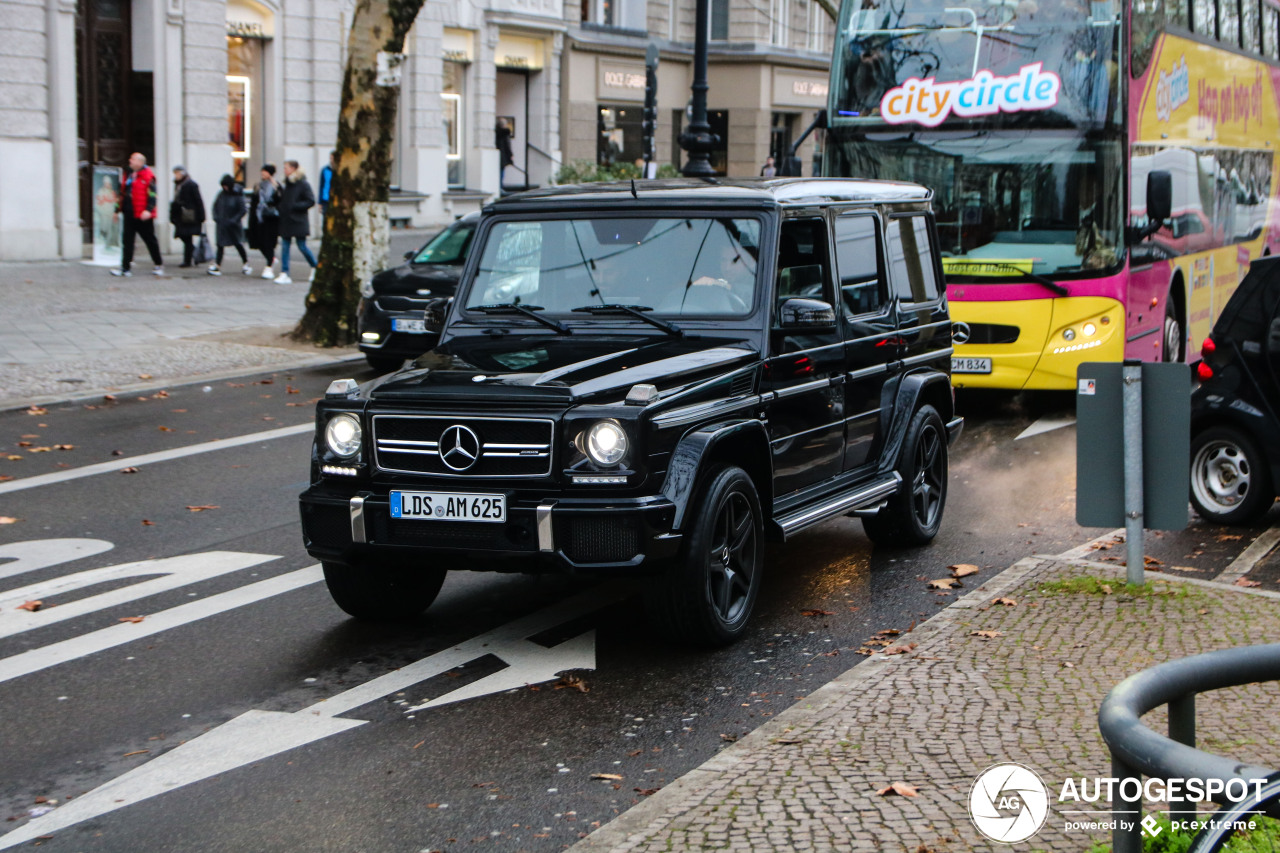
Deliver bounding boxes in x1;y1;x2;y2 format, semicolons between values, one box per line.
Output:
1098;643;1280;852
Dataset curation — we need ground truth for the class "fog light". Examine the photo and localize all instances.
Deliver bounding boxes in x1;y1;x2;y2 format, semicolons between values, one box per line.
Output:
361;332;381;343
1063;328;1076;341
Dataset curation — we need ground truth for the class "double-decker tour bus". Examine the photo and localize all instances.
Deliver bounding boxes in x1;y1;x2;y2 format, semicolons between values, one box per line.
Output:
820;0;1280;390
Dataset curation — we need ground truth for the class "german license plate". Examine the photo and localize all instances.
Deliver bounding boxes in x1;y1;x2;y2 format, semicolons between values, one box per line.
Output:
390;491;506;522
951;357;993;374
392;318;428;333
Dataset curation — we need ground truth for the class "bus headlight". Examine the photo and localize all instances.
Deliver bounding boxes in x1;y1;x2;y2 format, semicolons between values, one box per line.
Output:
325;414;363;458
583;420;629;467
1083;322;1097;337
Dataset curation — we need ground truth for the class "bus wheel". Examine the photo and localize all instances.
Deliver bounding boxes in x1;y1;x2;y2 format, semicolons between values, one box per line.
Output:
1162;296;1184;362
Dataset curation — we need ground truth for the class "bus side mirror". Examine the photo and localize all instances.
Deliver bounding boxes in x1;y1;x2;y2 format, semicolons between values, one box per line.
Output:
779;156;804;177
1146;170;1172;231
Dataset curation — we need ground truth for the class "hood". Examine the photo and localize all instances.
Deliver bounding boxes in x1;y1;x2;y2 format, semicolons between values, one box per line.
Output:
370;260;463;297
366;336;759;405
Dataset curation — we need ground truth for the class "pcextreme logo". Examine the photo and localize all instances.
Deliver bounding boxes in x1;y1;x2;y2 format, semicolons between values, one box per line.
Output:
969;763;1051;843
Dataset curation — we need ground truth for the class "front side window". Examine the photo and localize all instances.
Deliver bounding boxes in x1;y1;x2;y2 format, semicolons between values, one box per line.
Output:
465;217;762;317
886;216;941;303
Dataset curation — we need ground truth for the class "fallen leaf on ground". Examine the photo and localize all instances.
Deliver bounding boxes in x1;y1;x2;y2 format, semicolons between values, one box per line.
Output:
591;773;624;781
1167;566;1202;572
0;476;12;482
772;737;804;745
5;456;22;461
153;390;169;399
141;520;155;526
138;374;153;380
992;597;1017;606
118;616;145;623
800;609;835;617
103;395;116;402
872;629;901;637
720;733;737;742
185;505;220;512
1234;578;1262;588
16;601;41;612
26;447;52;453
877;782;919;797
927;579;958;590
25;406;47;416
970;630;1003;639
54;444;74;451
634;788;660;796
0;517;18;525
1216;533;1244;541
16;442;31;447
949;564;980;578
122;750;149;757
882;643;918;655
157;426;173;432
553;674;589;693
121;467;139;474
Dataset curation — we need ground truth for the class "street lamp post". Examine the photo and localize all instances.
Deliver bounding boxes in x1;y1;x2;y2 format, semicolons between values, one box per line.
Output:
679;0;717;177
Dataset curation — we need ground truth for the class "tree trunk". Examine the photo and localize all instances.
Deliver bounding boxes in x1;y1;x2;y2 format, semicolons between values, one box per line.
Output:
291;0;423;347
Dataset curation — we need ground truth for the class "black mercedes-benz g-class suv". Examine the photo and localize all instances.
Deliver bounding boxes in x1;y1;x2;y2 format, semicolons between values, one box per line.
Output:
300;178;962;645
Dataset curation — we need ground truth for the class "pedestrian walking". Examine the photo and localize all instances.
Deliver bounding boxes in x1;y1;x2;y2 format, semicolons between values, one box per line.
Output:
496;118;514;188
111;152;164;277
319;150;336;216
274;159;316;285
248;164;281;279
169;166;206;268
760;156;777;177
207;174;252;276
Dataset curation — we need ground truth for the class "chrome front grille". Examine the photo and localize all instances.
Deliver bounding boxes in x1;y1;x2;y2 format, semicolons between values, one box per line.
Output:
372;414;554;477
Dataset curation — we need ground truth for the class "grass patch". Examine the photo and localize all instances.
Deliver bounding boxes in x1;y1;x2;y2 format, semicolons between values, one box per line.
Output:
1085;812;1280;852
1039;575;1191;598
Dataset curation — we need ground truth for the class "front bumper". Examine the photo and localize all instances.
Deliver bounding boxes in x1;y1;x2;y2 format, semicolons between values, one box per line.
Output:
299;487;682;573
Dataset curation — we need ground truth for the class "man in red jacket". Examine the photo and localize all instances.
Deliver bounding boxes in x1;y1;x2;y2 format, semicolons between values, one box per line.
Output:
112;152;165;277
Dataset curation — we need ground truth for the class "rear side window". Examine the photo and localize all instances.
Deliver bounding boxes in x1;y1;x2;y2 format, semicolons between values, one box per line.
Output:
886;216;941;303
833;214;884;317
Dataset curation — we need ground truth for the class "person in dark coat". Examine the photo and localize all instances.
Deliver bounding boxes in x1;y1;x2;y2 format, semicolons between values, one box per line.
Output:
208;175;251;276
169;166;205;268
495;118;514;188
248;164;281;279
274;159;316;284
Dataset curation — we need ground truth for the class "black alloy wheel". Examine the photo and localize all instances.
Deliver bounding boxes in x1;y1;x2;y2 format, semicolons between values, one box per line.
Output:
863;405;948;547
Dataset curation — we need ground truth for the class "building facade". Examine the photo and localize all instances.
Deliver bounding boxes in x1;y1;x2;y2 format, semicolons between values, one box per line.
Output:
1;0;831;262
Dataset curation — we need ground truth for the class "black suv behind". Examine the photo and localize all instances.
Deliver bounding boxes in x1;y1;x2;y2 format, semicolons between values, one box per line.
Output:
301;179;962;645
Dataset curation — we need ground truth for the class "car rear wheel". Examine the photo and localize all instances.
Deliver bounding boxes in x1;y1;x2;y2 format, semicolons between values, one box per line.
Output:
322;561;447;621
1190;426;1275;525
863;405;948;547
647;465;762;647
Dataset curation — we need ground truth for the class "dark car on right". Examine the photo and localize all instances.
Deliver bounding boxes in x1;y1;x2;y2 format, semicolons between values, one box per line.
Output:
1190;255;1280;525
358;212;479;372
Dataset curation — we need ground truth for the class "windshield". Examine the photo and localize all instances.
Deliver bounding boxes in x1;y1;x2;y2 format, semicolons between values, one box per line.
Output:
413;219;475;264
827;131;1123;276
832;0;1120;129
464;217;763;318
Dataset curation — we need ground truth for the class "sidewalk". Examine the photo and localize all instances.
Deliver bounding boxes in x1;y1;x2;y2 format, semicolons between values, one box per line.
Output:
573;528;1280;852
0;230;432;410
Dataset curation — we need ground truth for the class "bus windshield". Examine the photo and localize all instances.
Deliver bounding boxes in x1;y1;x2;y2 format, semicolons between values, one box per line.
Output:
827;131;1123;276
832;0;1120;129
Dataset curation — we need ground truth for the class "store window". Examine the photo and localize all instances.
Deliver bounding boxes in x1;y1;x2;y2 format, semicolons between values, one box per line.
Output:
770;0;790;46
443;60;465;188
670;109;730;175
226;35;264;185
582;0;645;30
710;0;730;40
599;105;642;167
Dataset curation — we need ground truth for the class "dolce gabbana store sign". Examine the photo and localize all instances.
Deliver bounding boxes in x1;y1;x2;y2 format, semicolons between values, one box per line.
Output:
598;61;647;102
772;69;829;109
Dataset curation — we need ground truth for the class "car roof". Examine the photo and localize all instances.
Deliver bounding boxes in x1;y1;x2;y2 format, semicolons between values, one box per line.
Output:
486;177;932;212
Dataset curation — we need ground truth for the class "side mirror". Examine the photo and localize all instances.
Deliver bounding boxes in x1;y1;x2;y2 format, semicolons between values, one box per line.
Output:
404;250;416;261
1146;169;1172;230
778;298;836;332
778;156;804;177
424;296;453;331
1269;316;1280;353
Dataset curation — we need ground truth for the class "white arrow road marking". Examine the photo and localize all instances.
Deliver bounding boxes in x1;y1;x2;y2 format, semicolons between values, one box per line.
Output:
0;551;280;640
0;583;626;849
0;565;322;685
0;422;313;496
0;539;115;582
1015;416;1077;441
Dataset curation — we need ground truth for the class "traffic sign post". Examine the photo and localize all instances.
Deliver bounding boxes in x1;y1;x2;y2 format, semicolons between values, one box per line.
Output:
1076;361;1191;584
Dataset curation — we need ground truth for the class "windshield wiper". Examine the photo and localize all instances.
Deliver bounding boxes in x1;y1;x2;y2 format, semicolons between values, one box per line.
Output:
571;304;683;337
944;261;1069;297
472;303;572;335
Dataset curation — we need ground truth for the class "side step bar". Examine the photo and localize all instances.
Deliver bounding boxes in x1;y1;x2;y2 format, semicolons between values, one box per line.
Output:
770;473;902;541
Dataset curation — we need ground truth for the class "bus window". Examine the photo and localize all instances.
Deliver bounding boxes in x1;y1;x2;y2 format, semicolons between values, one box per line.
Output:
1219;0;1240;46
1266;4;1280;59
1242;0;1262;53
1133;0;1190;76
1192;0;1216;37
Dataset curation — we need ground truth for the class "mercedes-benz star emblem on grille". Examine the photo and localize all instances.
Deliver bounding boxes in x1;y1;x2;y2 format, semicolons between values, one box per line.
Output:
439;425;481;471
952;321;972;344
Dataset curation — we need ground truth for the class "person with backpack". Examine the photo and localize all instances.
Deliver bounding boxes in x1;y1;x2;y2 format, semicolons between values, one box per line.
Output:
169;166;206;268
207;175;252;276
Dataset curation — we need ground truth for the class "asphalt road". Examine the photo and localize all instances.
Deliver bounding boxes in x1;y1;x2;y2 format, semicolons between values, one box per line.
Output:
0;373;1270;852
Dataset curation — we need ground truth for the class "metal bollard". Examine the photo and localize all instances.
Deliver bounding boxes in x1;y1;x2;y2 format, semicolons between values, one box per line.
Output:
1113;756;1143;853
1122;361;1145;586
1169;695;1197;828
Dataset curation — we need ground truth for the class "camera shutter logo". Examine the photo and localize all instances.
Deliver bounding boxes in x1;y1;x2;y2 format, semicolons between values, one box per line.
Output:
969;763;1050;843
439;425;481;471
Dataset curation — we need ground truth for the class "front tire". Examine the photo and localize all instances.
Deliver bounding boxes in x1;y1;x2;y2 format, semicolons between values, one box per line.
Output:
1190;426;1275;525
1163;295;1184;362
863;405;948;547
647;466;763;647
322;561;447;621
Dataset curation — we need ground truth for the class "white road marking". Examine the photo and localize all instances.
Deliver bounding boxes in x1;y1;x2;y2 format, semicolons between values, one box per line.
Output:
0;539;114;581
0;551;280;640
0;584;625;849
0;422;314;496
1015;416;1076;441
0;565;322;685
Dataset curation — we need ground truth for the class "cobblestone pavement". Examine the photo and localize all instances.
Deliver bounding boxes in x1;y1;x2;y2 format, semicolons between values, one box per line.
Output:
573;532;1280;853
0;229;432;410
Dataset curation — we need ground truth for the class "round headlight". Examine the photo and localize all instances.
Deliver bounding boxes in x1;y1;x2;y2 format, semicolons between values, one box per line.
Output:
584;420;628;467
325;414;363;458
